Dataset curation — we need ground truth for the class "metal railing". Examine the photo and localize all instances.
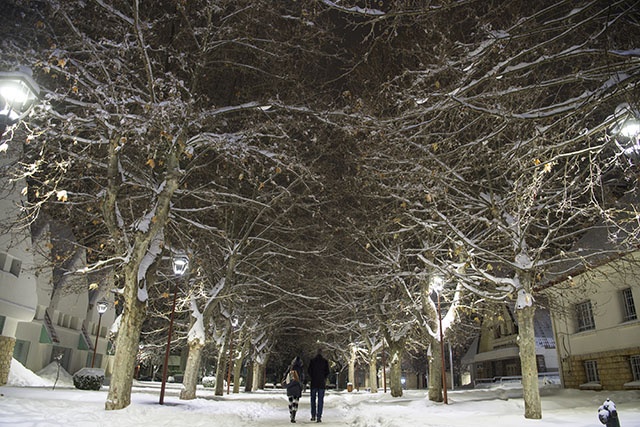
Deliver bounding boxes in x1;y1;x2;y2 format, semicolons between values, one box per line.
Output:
474;372;559;387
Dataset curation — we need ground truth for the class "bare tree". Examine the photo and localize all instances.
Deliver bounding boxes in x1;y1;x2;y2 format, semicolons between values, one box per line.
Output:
3;1;639;419
1;0;343;410
332;0;640;419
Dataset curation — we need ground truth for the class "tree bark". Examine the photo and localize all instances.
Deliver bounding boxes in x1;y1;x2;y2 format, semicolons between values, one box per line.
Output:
368;352;378;393
428;337;443;402
388;340;404;397
180;340;204;400
517;303;542;419
348;343;356;389
244;359;254;392
104;267;148;410
252;361;264;390
233;331;248;393
214;342;227;396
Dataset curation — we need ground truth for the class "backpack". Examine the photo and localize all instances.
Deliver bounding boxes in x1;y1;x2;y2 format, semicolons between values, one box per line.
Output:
286;377;302;398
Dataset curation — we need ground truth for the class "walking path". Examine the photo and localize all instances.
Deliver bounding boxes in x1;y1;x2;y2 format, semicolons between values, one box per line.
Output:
2;382;640;427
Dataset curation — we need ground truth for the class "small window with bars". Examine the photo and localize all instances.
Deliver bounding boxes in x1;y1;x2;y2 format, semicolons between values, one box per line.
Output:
622;288;637;322
584;360;599;383
576;301;596;332
631;355;640;382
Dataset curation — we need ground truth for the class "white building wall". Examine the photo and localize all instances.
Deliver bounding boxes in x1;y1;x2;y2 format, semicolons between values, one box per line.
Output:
0;142;37;335
549;256;640;359
547;252;640;390
538;347;558;370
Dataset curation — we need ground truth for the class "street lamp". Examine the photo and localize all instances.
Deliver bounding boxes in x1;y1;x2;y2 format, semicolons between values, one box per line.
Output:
431;274;448;404
611;103;640;159
91;300;109;368
0;70;40;139
159;254;189;405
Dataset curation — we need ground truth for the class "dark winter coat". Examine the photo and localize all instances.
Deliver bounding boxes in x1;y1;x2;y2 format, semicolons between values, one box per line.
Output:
307;354;330;389
286;377;303;398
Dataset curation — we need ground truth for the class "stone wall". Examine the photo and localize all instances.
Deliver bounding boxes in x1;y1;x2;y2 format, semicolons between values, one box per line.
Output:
0;335;16;385
562;347;640;390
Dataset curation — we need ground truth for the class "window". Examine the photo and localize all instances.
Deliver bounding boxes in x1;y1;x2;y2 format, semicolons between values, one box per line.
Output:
13;340;30;366
10;258;21;277
622;288;637;322
631;355;640;382
0;253;22;277
584;360;599;383
576;301;596;332
494;326;502;339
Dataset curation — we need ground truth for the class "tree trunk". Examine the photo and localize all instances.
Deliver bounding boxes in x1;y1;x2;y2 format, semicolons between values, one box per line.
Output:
233;328;251;393
368;353;378;393
244;359;254;392
252;361;263;390
103;140;182;411
427;338;443;402
419;278;443;402
388;340;404;397
348;343;356;389
226;346;234;394
180;340;203;400
214;343;227;396
517;303;542;419
232;351;243;393
105;268;147;410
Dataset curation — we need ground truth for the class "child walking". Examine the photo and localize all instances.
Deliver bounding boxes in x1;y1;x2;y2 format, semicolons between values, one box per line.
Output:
284;369;303;423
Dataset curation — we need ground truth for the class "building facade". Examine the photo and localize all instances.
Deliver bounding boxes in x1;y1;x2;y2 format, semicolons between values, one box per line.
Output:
0;142;38;384
461;304;558;387
545;253;640;390
0;141;115;384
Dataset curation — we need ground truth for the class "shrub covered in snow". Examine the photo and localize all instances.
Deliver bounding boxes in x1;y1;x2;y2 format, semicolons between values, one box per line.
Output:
201;376;215;388
73;368;105;391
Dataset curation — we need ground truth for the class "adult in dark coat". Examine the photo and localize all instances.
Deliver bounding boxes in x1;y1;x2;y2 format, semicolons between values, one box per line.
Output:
307;349;330;423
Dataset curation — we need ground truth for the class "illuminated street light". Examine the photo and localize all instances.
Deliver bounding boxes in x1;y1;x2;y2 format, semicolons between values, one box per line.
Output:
430;274;448;405
172;255;189;276
91;300;109;368
611;103;640;159
159;255;189;405
0;70;40;138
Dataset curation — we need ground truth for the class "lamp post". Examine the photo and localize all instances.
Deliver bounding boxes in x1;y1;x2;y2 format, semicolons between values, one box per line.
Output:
431;274;448;404
0;70;40;139
91;300;109;368
159;255;189;405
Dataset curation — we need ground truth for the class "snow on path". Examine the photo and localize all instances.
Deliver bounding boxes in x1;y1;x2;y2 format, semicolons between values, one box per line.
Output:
1;384;640;427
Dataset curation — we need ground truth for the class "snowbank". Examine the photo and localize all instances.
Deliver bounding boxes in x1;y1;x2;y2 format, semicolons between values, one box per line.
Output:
7;358;74;388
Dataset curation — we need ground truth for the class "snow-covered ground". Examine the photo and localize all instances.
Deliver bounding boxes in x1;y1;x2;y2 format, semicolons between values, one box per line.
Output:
2;359;639;427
